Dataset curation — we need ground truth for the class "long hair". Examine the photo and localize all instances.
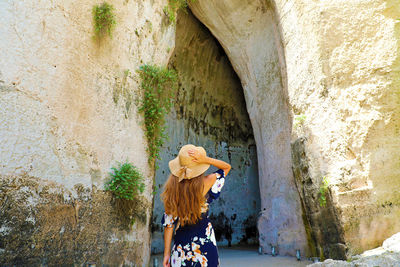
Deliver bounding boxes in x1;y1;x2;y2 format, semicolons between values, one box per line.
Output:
161;173;206;226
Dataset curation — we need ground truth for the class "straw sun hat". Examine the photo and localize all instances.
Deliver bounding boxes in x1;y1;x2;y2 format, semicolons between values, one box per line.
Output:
168;144;210;182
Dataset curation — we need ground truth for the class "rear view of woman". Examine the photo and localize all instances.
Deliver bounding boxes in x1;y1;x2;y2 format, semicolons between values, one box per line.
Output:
161;144;231;267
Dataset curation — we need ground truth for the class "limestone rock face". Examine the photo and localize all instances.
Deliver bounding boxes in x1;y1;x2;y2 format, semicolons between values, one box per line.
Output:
308;254;400;267
190;0;400;257
278;0;400;256
292;138;346;259
382;232;400;253
0;0;174;265
0;175;150;265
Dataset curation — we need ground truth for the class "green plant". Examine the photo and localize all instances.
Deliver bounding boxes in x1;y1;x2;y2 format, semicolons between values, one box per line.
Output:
137;64;177;166
163;0;195;23
105;162;145;200
152;185;158;196
319;176;329;207
92;2;116;39
294;114;306;129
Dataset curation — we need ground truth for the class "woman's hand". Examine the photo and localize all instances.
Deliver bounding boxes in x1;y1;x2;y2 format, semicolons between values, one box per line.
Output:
188;149;207;163
163;254;170;267
188;148;231;176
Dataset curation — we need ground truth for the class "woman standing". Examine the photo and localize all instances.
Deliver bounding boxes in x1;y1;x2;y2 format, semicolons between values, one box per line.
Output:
161;144;231;267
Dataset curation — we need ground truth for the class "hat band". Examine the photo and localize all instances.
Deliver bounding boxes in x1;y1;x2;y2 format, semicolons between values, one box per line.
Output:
177;166;193;182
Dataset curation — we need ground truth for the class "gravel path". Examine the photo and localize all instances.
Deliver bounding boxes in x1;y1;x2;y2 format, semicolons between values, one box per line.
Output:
218;247;312;267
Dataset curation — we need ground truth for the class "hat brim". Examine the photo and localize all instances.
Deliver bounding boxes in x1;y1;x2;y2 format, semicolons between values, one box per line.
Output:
169;156;210;182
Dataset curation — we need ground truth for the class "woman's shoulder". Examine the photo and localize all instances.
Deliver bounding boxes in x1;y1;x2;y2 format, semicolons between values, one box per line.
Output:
204;172;217;182
203;173;217;194
203;169;224;182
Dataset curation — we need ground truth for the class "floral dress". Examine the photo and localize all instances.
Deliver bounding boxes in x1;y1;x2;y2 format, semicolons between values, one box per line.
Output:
161;169;226;267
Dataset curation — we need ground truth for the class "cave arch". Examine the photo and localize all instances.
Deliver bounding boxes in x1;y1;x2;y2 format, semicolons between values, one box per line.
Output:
151;8;261;254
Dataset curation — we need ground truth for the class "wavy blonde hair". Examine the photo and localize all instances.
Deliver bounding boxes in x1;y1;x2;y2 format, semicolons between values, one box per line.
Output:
161;173;206;226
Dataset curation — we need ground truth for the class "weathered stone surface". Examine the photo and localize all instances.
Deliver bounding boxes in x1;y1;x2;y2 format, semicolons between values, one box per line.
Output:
279;0;400;255
292;137;347;260
151;9;260;254
308;232;400;267
0;0;174;265
281;0;400;255
189;0;400;256
382;232;400;253
308;254;400;267
0;174;151;266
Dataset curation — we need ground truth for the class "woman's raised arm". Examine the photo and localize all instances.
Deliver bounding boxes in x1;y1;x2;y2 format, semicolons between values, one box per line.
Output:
188;149;231;176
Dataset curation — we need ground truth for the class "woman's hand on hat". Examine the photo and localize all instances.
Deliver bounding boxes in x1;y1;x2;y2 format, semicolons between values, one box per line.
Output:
188;149;206;163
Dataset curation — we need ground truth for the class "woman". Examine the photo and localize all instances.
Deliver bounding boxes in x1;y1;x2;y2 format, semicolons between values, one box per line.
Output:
161;144;231;267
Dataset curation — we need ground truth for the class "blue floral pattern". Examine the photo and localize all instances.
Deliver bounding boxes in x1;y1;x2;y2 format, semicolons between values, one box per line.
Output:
161;169;226;267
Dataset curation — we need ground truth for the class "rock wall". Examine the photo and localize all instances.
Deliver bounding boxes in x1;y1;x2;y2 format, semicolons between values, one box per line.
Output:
0;0;174;265
0;175;150;265
189;0;400;258
151;9;260;254
279;0;400;256
292;138;346;259
308;232;400;266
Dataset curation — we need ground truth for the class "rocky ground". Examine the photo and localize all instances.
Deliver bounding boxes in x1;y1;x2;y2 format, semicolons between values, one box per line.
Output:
308;232;400;267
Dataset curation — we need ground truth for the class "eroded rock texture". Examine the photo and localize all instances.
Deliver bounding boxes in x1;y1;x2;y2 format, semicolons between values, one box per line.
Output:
0;0;175;265
151;9;260;253
283;0;400;255
307;232;400;267
292;138;346;260
0;174;150;266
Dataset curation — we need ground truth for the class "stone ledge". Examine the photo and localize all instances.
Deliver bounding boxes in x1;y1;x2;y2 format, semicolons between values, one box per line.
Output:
307;232;400;267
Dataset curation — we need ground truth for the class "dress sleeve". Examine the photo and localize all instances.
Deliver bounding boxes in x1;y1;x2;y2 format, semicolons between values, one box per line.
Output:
161;212;178;228
207;169;226;203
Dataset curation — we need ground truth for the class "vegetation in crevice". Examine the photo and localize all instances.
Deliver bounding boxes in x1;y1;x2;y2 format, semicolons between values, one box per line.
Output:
105;162;145;200
163;0;196;23
92;2;116;39
137;64;178;167
105;162;146;227
291;138;347;260
294;113;306;129
319;176;330;207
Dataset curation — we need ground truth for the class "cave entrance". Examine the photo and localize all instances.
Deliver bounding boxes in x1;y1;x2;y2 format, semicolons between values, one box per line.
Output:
150;9;261;254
